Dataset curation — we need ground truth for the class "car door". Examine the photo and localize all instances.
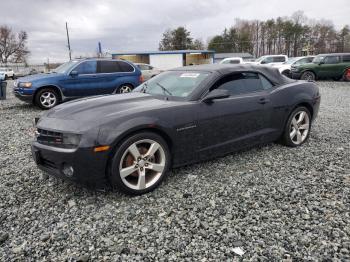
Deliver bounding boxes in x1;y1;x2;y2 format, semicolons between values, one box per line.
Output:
318;56;341;79
195;72;273;159
59;60;100;97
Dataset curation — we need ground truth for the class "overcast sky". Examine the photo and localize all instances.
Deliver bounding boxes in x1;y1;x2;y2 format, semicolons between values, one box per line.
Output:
2;0;349;63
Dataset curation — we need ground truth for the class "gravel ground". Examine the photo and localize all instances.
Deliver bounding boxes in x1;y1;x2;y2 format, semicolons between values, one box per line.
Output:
0;80;349;261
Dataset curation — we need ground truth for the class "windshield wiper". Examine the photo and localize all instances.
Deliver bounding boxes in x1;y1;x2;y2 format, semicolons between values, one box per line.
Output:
156;82;172;96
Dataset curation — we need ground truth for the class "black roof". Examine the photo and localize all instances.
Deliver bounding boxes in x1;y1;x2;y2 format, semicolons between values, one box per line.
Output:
171;64;294;85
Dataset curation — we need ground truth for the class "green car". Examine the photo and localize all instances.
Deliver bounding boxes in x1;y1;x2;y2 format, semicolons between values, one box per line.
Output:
291;53;350;81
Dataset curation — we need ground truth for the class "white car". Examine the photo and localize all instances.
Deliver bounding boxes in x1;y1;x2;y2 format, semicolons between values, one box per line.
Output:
219;57;244;64
248;55;288;66
0;68;15;80
273;56;315;77
135;63;162;81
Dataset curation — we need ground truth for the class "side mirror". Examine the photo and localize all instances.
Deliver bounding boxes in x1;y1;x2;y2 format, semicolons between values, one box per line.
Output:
202;89;230;103
318;61;325;65
261;60;267;64
70;70;78;77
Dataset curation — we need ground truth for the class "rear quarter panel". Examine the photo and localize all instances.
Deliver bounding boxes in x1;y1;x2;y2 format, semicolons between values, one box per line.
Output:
269;80;319;132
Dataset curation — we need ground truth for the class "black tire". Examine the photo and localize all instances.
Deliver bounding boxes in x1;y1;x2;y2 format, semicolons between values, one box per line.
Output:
12;75;16;80
115;84;133;94
109;132;171;195
34;88;59;110
4;75;8;80
281;106;312;147
342;69;350;82
301;71;315;81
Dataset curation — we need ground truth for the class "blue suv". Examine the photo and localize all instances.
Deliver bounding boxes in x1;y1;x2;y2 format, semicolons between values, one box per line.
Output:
13;59;142;109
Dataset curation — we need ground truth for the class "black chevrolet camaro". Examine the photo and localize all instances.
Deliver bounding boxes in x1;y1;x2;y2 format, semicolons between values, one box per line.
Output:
32;64;321;195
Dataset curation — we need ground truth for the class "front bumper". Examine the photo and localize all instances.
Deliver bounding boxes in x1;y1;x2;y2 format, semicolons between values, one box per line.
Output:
13;90;33;102
31;141;110;188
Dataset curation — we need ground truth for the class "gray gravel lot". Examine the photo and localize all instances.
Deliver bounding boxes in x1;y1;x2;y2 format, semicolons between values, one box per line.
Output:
0;80;349;261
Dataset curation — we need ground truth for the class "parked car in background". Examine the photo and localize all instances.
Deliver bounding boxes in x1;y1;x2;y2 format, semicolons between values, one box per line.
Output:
32;64;320;195
16;68;39;78
249;55;288;66
13;59;142;109
291;53;350;81
0;68;15;79
273;56;315;77
135;63;162;81
219;57;243;64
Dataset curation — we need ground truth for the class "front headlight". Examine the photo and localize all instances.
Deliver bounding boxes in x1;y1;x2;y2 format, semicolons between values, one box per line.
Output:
62;133;81;147
19;82;32;88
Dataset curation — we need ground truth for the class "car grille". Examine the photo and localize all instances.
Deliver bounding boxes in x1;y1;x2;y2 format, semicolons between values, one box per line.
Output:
36;128;63;146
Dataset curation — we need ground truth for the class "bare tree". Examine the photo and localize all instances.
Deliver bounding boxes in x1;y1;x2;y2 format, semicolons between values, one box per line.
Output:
0;26;30;63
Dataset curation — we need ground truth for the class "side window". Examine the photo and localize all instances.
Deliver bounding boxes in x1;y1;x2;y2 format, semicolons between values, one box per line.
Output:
273;56;286;62
260;74;273;89
262;57;273;64
216;72;264;95
74;61;97;74
324;56;339;64
117;61;134;72
342;55;350;62
98;61;119;73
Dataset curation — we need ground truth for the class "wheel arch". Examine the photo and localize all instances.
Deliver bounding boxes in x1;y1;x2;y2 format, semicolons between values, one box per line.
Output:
33;85;63;103
105;126;174;181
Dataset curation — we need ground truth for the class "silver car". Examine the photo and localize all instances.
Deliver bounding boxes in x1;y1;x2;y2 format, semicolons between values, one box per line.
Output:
135;63;162;81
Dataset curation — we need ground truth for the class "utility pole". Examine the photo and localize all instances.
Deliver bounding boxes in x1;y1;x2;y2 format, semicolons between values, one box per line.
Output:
256;21;259;58
65;22;72;60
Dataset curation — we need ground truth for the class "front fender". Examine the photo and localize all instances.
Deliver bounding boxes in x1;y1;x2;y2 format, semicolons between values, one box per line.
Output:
97;116;175;146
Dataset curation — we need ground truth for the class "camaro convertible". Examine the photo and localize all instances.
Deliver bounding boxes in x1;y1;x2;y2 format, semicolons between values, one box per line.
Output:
32;64;320;195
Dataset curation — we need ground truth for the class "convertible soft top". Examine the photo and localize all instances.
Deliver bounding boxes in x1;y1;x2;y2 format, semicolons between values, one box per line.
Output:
171;64;295;85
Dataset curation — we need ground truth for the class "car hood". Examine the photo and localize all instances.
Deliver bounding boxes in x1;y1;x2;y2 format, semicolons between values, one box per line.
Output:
39;92;170;131
17;72;63;82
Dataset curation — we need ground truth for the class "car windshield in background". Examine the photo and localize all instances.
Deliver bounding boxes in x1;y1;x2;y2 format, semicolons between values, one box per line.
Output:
134;71;210;98
52;60;79;73
284;57;299;64
313;56;325;63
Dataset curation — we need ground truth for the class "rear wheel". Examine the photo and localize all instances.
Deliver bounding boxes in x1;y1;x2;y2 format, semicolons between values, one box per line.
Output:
301;71;315;81
109;132;171;195
281;106;311;147
342;69;350;82
12;75;16;80
35;88;59;110
115;84;133;94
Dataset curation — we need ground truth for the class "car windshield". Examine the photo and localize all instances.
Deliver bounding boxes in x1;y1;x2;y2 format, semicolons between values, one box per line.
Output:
313;56;325;63
284;57;299;65
134;71;210;98
255;56;266;62
52;60;80;73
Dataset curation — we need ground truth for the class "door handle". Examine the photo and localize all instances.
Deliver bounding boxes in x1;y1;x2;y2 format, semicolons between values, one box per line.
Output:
258;97;270;104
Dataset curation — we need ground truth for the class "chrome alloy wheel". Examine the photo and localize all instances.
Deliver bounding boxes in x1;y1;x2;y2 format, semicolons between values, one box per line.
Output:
119;139;166;190
289;110;310;145
119;85;132;93
40;91;57;108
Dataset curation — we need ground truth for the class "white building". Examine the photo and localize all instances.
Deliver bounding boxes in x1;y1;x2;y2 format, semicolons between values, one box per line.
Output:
112;50;215;70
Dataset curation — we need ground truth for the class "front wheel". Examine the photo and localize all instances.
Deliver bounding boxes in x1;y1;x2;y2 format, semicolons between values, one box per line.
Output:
301;71;315;81
12;75;16;80
35;88;59;110
109;132;171;195
281;107;311;147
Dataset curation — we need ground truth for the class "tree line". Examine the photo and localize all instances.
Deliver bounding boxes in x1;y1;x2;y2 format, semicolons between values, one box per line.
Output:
159;11;350;57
